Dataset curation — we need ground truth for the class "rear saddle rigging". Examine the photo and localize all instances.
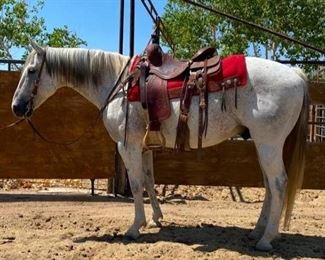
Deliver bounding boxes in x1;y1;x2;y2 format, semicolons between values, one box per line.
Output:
133;38;239;151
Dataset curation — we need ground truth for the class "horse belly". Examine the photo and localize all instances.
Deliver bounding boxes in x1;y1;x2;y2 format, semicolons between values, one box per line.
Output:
161;94;241;149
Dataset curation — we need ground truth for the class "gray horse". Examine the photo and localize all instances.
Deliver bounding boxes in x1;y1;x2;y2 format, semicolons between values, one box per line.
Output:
11;41;308;251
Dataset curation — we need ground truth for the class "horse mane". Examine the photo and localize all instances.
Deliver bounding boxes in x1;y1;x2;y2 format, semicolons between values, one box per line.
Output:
38;47;128;88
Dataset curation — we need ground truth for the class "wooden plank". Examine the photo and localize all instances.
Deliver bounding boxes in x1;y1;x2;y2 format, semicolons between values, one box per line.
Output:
154;141;263;187
153;140;325;189
0;71;115;179
304;142;325;189
310;81;325;104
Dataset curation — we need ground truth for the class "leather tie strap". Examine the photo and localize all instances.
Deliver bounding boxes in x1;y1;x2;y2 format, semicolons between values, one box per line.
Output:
175;74;195;151
234;78;238;109
139;62;148;109
198;58;209;151
203;59;209;137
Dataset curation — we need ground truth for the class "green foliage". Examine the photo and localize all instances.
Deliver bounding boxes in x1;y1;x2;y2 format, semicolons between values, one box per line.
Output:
162;0;325;66
45;26;86;48
0;0;86;59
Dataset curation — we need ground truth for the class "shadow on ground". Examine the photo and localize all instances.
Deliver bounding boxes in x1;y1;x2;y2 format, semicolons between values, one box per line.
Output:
0;192;209;203
0;193;133;203
74;223;325;259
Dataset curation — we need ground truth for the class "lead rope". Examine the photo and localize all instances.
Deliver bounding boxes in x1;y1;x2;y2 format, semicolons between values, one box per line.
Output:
0;118;25;131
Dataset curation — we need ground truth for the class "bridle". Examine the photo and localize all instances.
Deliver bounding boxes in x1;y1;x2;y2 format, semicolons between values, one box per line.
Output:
28;50;47;115
1;49;133;146
0;51;47;131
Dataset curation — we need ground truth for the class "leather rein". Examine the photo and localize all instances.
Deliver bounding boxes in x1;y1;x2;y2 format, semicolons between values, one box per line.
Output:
1;51;132;146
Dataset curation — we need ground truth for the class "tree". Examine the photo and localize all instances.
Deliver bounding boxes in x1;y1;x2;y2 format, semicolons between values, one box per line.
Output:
0;0;86;60
162;0;325;67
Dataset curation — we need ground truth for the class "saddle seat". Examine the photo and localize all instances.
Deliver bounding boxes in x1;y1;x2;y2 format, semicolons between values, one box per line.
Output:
148;46;220;80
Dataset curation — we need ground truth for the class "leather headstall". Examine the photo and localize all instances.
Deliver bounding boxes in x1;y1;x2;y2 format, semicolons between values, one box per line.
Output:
29;50;47;113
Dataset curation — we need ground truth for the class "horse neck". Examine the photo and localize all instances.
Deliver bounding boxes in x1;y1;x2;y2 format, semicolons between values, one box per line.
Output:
48;48;129;109
68;81;111;109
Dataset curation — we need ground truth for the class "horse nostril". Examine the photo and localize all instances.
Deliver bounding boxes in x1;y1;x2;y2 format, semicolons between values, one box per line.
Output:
12;104;19;114
12;102;28;117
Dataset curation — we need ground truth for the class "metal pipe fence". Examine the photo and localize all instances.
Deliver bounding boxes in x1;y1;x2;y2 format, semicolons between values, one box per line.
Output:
0;59;24;71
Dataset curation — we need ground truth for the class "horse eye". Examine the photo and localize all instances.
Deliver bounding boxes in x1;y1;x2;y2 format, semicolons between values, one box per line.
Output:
28;68;36;74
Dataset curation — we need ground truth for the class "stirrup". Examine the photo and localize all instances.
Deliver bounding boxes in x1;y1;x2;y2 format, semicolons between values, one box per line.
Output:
142;126;166;151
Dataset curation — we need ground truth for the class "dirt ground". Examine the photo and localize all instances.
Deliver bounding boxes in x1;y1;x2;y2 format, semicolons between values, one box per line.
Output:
0;185;324;260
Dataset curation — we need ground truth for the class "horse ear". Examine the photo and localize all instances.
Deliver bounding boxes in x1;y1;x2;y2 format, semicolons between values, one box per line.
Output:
30;39;45;55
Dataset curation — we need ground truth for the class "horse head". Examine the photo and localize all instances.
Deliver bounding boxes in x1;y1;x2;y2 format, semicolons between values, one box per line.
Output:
11;40;57;118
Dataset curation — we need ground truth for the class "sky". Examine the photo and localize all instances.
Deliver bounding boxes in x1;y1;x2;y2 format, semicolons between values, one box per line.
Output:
18;0;168;58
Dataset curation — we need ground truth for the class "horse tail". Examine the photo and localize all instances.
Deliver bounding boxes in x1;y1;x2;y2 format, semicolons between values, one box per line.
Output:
283;69;309;229
292;67;308;82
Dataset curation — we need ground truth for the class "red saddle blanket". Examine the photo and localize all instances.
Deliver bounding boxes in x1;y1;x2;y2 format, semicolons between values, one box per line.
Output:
127;54;248;102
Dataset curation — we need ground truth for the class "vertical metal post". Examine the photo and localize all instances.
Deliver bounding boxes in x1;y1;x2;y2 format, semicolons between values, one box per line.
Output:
119;0;125;54
129;0;135;57
111;0;134;197
110;0;126;197
113;145;119;197
115;0;135;197
90;179;95;196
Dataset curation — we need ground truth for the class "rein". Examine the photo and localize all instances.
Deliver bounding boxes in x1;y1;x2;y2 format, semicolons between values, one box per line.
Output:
0;118;25;131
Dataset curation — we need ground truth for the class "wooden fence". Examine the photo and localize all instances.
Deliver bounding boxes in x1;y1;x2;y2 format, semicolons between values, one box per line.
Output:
1;71;325;189
0;72;115;180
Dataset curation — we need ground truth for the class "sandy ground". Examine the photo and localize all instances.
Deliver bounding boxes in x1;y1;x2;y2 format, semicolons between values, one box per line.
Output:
0;186;324;260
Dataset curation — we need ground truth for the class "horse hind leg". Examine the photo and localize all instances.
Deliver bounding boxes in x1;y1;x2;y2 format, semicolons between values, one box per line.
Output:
254;142;287;251
142;150;163;228
118;142;146;239
248;172;271;239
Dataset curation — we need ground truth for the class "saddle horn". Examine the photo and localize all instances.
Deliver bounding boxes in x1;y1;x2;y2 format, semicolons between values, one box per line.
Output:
145;17;163;67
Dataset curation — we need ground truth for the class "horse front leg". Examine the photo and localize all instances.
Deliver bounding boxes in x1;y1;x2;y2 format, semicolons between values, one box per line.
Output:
142;150;163;227
118;142;146;239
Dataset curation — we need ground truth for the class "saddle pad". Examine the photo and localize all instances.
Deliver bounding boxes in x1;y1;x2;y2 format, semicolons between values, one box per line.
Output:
127;54;248;101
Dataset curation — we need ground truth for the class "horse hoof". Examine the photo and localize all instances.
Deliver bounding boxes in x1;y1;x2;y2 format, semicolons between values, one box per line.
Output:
125;229;140;240
256;239;273;251
147;220;162;228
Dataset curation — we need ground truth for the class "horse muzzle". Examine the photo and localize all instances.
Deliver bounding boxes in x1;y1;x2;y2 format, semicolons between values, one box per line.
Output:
12;99;33;118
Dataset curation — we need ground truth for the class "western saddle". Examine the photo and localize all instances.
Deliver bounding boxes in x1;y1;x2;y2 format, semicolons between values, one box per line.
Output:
137;41;223;151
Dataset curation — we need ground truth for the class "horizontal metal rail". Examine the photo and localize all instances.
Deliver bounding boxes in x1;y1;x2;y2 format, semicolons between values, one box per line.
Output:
0;59;24;71
277;60;325;65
